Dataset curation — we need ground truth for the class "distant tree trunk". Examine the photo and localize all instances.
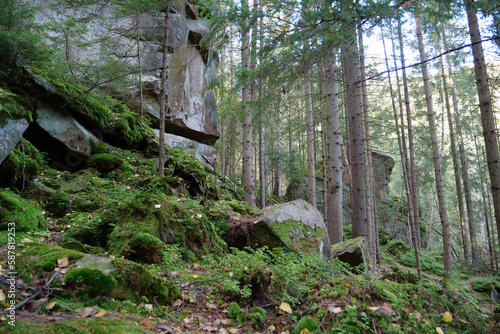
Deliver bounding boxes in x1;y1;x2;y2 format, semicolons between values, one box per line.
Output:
136;14;144;120
358;24;377;266
158;8;169;177
465;0;500;249
318;67;328;220
324;53;343;245
258;0;265;209
415;12;452;277
241;0;256;209
342;4;367;239
439;36;471;262
383;25;422;280
274;92;284;197
397;17;420;246
305;77;317;207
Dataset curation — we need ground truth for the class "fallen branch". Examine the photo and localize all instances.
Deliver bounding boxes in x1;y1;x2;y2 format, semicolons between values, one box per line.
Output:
3;269;61;312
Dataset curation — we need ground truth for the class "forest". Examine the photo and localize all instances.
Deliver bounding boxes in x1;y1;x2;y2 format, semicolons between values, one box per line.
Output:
0;0;500;333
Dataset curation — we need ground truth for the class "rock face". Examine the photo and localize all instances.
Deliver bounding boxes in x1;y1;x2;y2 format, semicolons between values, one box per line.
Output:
253;199;331;257
330;237;368;274
33;0;219;147
0;119;29;165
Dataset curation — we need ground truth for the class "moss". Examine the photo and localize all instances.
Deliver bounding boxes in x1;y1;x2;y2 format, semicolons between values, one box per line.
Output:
2;318;149;333
18;244;84;281
0;189;45;231
111;258;179;305
472;278;500;294
92;140;111;154
0;87;33;124
64;267;117;297
42;190;70;217
294;316;319;334
87;153;123;173
122;232;165;264
270;219;325;253
60;211;112;248
0;138;45;190
227;302;245;319
245;307;266;329
385;238;411;256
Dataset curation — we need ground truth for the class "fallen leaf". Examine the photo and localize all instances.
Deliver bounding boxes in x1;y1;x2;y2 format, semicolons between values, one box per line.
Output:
411;312;421;321
45;302;57;310
279;302;292;314
206;302;217;309
57;257;68;267
229;328;238;334
300;329;311;334
141;320;152;328
143;304;153;310
328;305;342;314
442;311;453;323
368;306;379;311
0;290;5;302
436;327;444;334
79;307;95;318
183;317;191;324
94;309;106;318
269;324;276;332
172;299;182;307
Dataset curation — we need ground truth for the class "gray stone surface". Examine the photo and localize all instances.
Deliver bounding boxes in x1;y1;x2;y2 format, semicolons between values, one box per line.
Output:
331;237;368;272
36;102;97;158
75;254;116;274
372;148;395;203
154;130;217;168
254;199;331;257
0;119;29;165
33;0;219;145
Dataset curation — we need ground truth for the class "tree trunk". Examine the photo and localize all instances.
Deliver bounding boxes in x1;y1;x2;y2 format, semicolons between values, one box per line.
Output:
158;8;169;177
305;77;317;207
439;35;471;262
342;6;367;239
415;12;452;277
358;24;377;266
241;0;256;209
382;25;422;280
318;66;328;220
465;0;500;250
258;0;265;209
397;16;420;247
324;53;343;245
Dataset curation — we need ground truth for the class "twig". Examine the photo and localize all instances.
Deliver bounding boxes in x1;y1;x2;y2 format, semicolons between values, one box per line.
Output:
3;269;61;312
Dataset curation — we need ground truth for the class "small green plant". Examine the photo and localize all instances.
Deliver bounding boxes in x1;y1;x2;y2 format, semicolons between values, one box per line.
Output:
294;316;319;334
87;153;123;173
227;302;245;320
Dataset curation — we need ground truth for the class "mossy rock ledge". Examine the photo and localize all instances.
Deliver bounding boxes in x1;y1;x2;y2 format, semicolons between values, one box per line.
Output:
253;199;331;257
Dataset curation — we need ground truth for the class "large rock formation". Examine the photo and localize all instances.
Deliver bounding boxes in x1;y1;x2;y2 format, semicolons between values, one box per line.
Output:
0;119;29;165
26;0;219;162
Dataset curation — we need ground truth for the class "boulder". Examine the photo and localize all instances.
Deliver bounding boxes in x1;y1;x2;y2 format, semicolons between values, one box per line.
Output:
60;178;91;193
34;1;219;145
371;148;395;203
331;237;368;272
0;118;29;165
253;199;331;257
35;102;98;159
154;130;217;168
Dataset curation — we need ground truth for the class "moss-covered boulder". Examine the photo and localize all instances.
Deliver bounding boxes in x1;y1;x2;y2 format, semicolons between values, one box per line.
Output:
472;277;500;295
64;267;117;297
0;189;45;231
331;237;368;272
253;199;331;257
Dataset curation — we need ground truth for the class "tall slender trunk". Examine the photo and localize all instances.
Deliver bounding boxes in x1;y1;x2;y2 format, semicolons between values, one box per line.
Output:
136;14;144;120
439;36;471;262
274;93;284;197
465;0;500;249
415;12;452;277
397;16;420;246
241;0;256;209
342;3;367;239
318;67;328;219
325;53;343;245
358;24;377;266
305;78;317;207
444;30;476;263
158;8;169;177
258;0;265;209
382;25;422;280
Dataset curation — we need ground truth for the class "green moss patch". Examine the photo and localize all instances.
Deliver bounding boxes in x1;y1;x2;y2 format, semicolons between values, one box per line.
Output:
0;87;33;123
1;318;148;333
65;267;117;297
0;188;45;231
270;219;325;253
87;153;123;173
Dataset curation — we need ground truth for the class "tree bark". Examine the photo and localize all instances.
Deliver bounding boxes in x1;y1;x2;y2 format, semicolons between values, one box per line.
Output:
305;77;317;207
465;0;500;249
342;5;367;239
415;12;452;277
158;8;169;177
324;53;343;245
241;0;256;209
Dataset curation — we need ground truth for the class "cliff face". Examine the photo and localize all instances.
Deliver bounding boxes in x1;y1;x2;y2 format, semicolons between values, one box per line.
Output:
29;0;219;165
